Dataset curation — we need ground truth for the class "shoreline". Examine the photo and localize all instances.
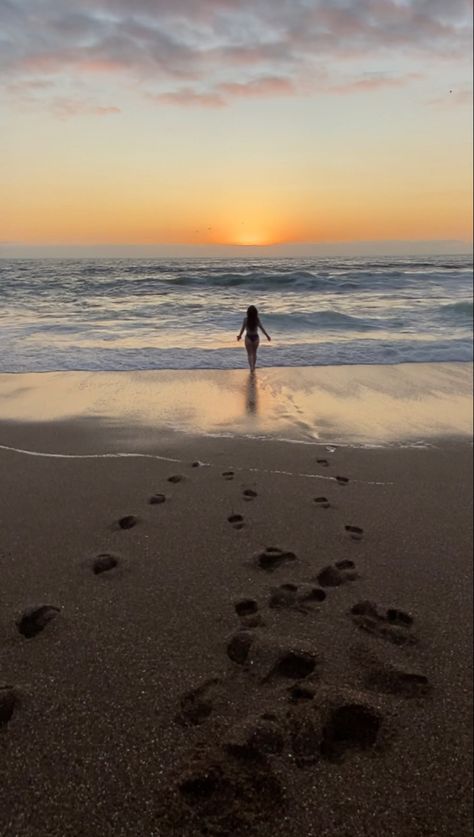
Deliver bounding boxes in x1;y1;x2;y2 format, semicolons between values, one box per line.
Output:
0;361;472;448
1;358;473;373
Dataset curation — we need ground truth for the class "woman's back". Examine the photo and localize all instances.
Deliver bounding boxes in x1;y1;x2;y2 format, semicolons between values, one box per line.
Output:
237;304;271;371
244;315;259;335
246;305;259;334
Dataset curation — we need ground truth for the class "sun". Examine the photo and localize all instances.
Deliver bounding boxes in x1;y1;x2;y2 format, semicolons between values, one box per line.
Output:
231;231;276;247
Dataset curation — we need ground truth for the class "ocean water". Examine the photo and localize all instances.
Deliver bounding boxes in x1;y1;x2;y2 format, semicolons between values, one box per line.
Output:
0;256;472;372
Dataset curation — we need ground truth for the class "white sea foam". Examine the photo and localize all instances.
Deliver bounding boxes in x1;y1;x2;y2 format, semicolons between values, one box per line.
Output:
0;443;393;485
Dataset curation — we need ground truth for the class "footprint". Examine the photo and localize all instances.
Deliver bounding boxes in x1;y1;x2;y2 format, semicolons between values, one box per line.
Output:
222;471;234;480
225;714;285;759
269;584;299;609
118;515;138;530
93;553;118;575
336;476;349;485
317;561;357;587
345;525;363;541
314;497;330;509
287;687;385;767
271;650;317;680
228;513;244;530
191;461;201;468
316;459;329;467
286;689;384;766
175;678;221;726
234;599;261;628
365;664;430;697
235;599;259;617
228;513;243;524
350;601;416;645
289;714;322;767
335;559;356;571
269;583;326;610
0;686;17;726
227;630;256;664
320;701;382;759
149;493;166;505
255;547;297;572
17;605;60;639
299;586;327;604
351;601;379;618
173;745;284;835
351;645;430;697
243;489;258;500
288;684;316;703
386;608;414;627
168;474;185;484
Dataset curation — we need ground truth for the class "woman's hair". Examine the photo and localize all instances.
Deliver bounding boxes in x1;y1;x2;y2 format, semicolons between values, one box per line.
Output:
247;305;259;330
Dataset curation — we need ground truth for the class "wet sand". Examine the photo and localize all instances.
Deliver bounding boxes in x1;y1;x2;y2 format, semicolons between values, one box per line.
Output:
0;361;472;445
0;367;473;836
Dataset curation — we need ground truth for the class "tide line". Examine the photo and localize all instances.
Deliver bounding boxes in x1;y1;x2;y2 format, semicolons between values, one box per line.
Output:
0;444;183;464
0;443;393;486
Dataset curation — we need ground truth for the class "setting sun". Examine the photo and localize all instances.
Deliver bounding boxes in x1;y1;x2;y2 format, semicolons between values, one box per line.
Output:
231;232;276;247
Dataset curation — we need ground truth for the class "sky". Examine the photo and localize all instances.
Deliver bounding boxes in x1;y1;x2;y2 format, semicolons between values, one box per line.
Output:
1;0;472;257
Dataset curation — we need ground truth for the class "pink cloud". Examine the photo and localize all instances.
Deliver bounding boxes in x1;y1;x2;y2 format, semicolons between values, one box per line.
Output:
77;59;130;74
51;98;121;118
329;72;422;95
153;75;296;107
152;88;226;108
1;0;471;114
219;76;296;98
154;72;420;108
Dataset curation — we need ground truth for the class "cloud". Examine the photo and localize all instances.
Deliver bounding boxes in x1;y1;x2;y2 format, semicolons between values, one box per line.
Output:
156;71;423;108
329;72;422;95
0;0;472;114
51;98;121;118
219;76;295;98
152;88;226;108
153;74;295;107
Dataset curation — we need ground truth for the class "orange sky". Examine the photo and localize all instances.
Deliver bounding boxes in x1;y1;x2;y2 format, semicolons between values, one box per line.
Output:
1;0;472;254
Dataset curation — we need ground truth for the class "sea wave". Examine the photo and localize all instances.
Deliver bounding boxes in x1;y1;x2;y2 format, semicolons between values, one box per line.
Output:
263;310;397;332
1;338;472;373
2;258;471;298
435;300;473;325
1;254;472;373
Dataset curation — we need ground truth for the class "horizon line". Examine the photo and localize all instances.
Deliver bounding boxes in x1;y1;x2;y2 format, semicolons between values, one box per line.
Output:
1;238;472;260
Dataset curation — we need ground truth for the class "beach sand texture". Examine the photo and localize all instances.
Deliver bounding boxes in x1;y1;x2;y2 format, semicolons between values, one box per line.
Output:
0;370;473;836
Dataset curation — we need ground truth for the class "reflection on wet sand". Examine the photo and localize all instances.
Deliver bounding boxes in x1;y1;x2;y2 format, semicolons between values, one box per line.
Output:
245;372;258;416
0;363;472;445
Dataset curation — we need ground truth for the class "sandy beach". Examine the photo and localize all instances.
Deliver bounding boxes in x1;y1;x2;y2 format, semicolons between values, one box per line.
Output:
0;365;472;836
3;0;472;829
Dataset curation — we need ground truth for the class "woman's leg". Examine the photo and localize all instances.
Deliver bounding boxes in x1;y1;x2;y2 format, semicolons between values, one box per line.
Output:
245;337;253;370
252;340;259;370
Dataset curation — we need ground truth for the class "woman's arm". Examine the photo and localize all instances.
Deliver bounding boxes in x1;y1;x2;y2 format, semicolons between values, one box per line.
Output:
258;319;271;341
237;317;246;341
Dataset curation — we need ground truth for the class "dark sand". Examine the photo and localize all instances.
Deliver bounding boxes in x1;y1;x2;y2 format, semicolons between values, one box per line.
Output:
0;414;472;836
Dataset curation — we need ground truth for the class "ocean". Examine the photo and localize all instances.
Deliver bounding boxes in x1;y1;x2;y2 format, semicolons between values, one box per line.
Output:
0;255;472;372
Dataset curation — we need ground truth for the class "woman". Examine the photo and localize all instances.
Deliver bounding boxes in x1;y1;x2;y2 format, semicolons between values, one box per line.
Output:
237;305;271;371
